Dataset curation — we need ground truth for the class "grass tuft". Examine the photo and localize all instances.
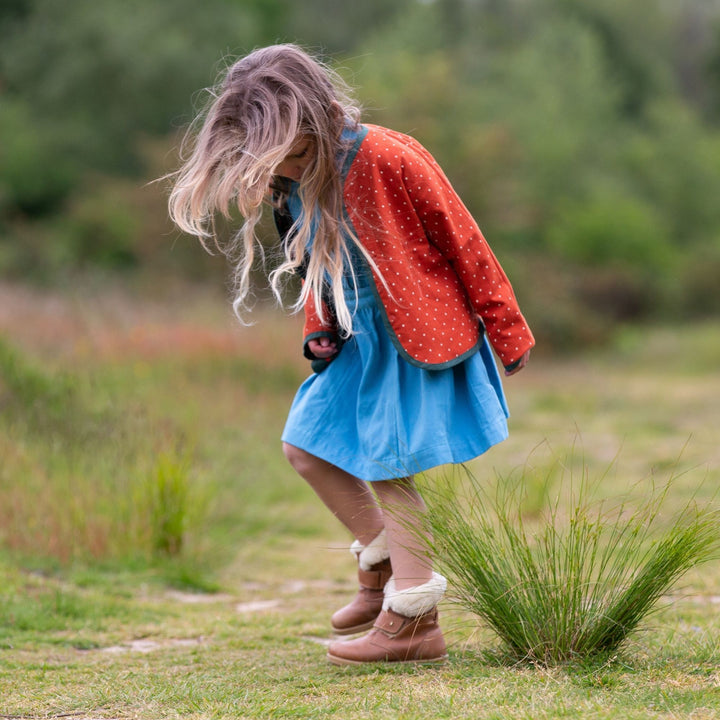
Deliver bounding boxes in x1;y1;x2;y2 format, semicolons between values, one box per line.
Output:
423;458;720;666
139;445;207;558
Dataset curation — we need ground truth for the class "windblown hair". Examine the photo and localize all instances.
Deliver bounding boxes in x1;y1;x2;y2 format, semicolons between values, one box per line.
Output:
168;43;370;334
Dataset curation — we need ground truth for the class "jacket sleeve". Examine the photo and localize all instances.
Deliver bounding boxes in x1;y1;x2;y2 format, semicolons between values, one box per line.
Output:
401;142;535;368
273;204;342;370
302;282;340;361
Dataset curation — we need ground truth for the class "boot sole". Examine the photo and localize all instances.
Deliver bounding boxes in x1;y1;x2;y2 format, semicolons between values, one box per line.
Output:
326;652;449;667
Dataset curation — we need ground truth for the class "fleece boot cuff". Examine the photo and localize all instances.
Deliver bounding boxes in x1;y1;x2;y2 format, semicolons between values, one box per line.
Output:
382;572;447;618
349;529;390;571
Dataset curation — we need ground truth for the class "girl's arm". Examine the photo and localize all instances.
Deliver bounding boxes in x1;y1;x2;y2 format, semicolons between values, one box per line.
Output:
302;284;342;372
400;146;535;369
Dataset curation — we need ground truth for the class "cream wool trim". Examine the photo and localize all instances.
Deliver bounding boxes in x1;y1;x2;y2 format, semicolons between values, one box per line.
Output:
383;572;447;617
349;529;390;571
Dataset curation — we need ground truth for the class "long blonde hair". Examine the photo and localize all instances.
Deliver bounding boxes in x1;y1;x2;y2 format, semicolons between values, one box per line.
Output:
168;44;368;334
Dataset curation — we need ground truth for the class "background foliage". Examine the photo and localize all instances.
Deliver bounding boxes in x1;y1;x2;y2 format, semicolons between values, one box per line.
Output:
1;0;720;346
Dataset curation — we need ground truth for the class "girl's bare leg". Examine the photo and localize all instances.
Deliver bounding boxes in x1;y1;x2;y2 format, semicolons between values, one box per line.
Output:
283;446;432;589
372;477;433;591
282;443;384;544
325;475;447;665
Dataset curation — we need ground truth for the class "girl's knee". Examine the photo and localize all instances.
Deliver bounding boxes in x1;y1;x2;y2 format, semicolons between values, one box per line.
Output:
282;442;317;475
282;441;299;465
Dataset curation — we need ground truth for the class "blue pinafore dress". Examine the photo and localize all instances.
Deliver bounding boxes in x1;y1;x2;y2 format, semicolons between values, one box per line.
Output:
281;239;510;482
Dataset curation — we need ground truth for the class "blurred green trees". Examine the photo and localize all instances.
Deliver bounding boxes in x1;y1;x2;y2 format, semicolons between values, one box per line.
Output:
1;0;719;346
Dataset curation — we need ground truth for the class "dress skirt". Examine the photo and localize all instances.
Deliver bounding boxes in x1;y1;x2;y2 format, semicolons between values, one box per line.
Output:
281;271;510;482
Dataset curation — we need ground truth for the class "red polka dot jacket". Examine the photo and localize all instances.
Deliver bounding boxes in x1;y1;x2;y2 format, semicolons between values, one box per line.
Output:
285;124;535;372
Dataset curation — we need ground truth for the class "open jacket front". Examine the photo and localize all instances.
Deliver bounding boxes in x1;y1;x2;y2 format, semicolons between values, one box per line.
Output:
277;123;535;372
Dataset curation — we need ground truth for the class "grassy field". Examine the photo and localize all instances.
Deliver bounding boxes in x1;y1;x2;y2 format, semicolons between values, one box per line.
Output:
1;280;719;719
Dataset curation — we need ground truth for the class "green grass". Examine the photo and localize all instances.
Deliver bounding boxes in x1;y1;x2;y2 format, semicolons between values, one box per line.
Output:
423;460;720;665
1;553;720;719
1;287;720;718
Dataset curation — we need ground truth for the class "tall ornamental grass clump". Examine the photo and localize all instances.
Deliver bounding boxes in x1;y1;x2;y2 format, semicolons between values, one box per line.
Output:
423;461;720;665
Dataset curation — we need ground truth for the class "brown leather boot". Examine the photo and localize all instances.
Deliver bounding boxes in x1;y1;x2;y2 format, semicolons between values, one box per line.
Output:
327;607;447;665
327;573;448;665
331;530;391;635
331;559;392;635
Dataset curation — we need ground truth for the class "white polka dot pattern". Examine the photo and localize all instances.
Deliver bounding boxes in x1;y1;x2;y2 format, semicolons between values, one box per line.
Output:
304;124;535;369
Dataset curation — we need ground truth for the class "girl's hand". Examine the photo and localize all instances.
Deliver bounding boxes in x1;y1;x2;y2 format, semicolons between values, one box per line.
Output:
308;336;339;359
504;350;531;377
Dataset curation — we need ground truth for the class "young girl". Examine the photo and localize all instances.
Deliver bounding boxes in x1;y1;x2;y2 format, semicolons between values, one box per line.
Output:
168;44;533;666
